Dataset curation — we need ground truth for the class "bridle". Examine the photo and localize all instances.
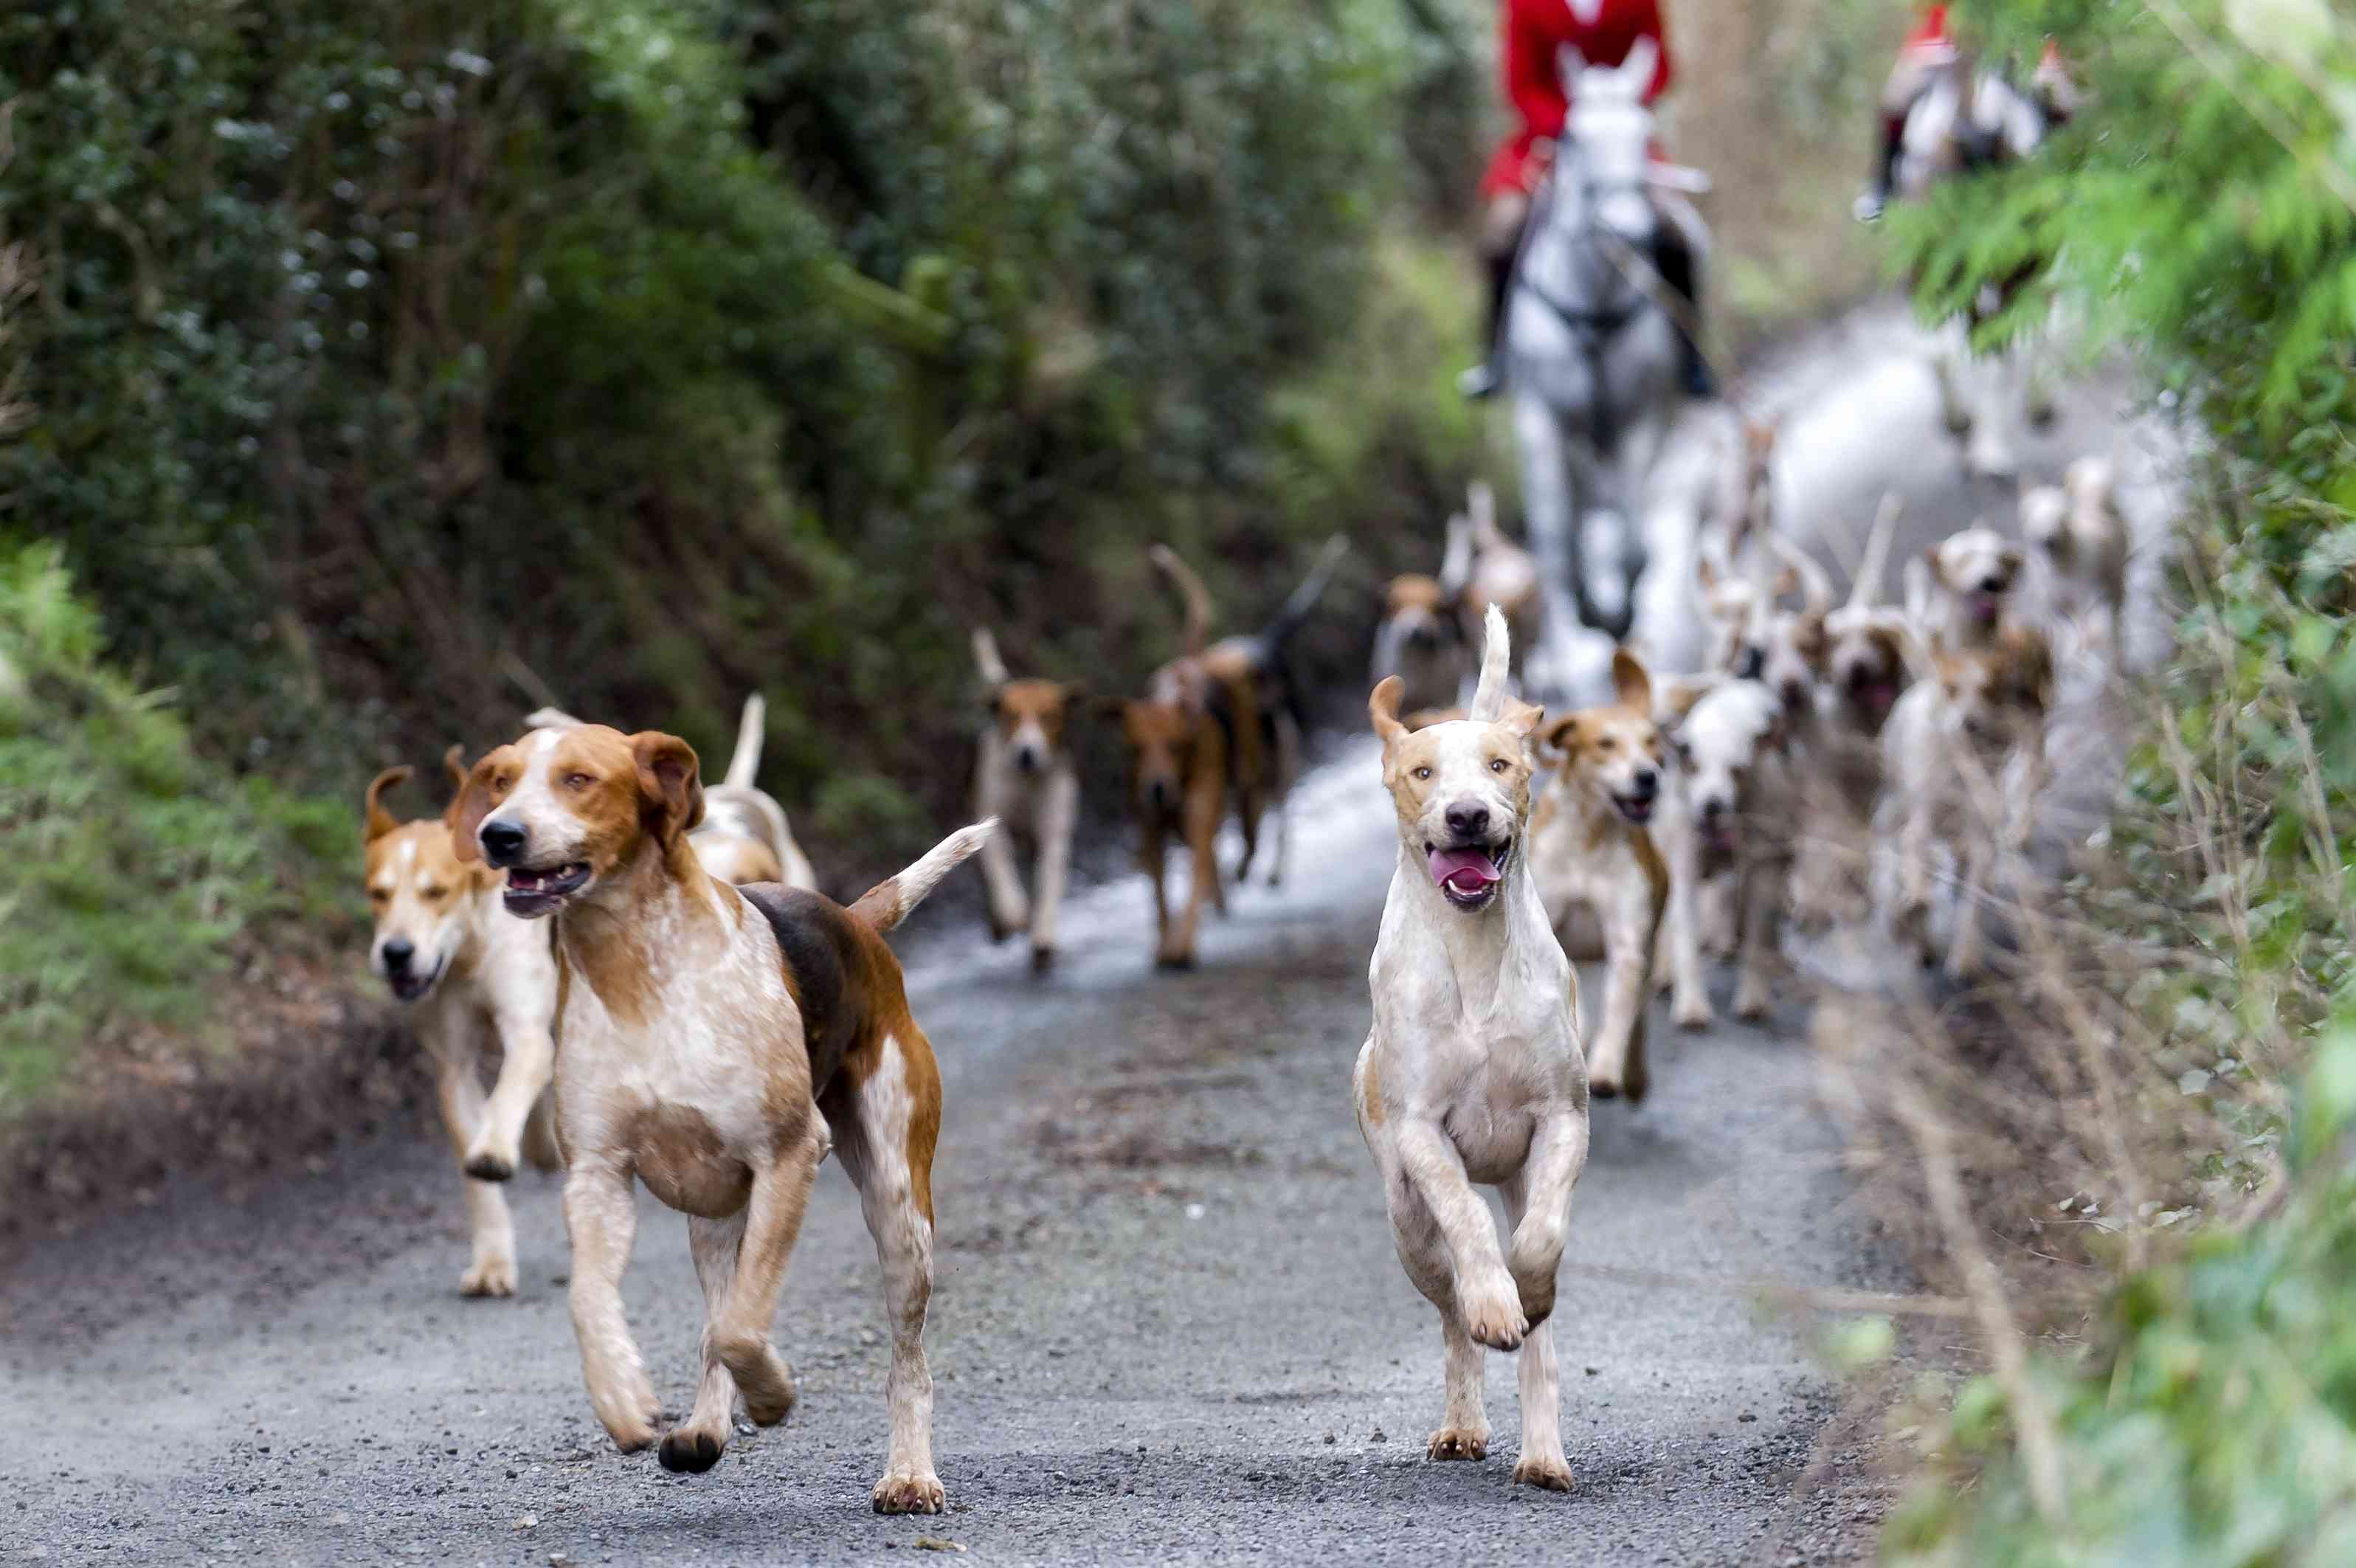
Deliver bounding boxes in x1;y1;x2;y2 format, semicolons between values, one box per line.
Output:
1509;134;1657;449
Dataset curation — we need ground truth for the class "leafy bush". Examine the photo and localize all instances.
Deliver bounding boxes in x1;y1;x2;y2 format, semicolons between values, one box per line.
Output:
0;541;348;1107
1865;2;2356;1558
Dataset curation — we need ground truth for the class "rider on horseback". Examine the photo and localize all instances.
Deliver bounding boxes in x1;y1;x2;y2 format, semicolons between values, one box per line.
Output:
1854;8;2076;222
1855;5;1962;223
1459;0;1713;404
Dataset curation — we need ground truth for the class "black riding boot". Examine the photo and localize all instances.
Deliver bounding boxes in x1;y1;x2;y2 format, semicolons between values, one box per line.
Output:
1856;111;1905;221
1653;227;1714;401
1459;250;1516;401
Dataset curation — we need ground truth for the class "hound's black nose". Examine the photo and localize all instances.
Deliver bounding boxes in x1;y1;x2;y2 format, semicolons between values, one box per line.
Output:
480;820;528;867
1015;747;1042;775
1737;647;1765;681
381;938;415;973
1701;796;1727;821
1979;574;2007;593
1148;779;1172;811
1631;768;1659;799
1444;803;1490;841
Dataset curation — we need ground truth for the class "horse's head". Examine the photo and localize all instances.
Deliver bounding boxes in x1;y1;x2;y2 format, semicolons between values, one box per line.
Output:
1554;40;1659;249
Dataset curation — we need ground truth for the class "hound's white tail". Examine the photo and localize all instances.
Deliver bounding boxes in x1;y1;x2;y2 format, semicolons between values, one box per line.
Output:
1468;604;1512;722
723;694;767;790
971;627;1011;688
850;820;998;934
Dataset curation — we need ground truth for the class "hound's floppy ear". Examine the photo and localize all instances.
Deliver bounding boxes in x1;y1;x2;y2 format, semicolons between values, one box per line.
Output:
449;747;514;866
439;745;470;830
1921;542;1949;589
1657;674;1716;725
1501;699;1544;741
2000;544;2025;578
1611;647;1654;713
1539;713;1582;758
364;766;412;844
631;731;705;850
1369;676;1410;747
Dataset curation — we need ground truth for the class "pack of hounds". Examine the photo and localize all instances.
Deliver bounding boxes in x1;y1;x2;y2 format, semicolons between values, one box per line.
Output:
354;441;2127;1507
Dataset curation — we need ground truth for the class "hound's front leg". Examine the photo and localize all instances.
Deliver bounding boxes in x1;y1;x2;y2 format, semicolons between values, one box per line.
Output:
1501;1174;1575;1493
1664;839;1713;1030
1394;1119;1523;1350
563;1159;660;1451
433;1029;519;1299
1733;855;1785;1020
1026;770;1077;971
976;812;1031;943
1505;1111;1588;1332
661;1212;752;1474
1587;907;1654;1100
706;1129;828;1430
1161;784;1223;968
468;1006;556;1182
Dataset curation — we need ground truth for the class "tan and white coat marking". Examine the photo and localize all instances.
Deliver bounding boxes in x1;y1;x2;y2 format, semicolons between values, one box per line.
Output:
362;756;561;1297
526;696;816;891
1876;623;2053;980
1356;606;1589;1492
452;722;988;1513
1914;523;2025;653
2018;455;2129;664
970;628;1081;973
1527;649;1668;1101
1653;679;1793;1027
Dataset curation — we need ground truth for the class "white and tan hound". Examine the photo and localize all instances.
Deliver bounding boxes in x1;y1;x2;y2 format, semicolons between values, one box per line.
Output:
1357;606;1589;1492
452;722;989;1510
970;627;1082;972
362;753;561;1297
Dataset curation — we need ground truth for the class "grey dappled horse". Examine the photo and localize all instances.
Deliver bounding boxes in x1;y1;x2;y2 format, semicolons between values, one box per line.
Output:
1505;41;1688;681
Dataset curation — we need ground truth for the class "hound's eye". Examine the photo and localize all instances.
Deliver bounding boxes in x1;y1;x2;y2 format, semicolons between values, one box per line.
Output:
564;772;593;790
1413;766;1432;781
368;889;390;905
419;885;447;901
1597;736;1616;751
1489;758;1509;773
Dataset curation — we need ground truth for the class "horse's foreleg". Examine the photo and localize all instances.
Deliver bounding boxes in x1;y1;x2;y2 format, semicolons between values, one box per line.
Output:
1513;394;1583;677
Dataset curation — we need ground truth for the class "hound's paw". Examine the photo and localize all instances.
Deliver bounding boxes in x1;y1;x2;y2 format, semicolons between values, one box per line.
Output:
1512;1454;1575;1492
459;1254;518;1298
1733;987;1772;1023
1426;1426;1490;1462
1029;944;1056;975
873;1471;946;1515
1586;1067;1623;1100
1461;1278;1528;1352
1154;950;1198;972
1673;998;1714;1032
657;1428;725;1474
463;1150;517;1184
716;1335;797;1427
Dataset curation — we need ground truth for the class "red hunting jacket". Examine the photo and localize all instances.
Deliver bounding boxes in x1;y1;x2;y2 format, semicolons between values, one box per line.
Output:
1479;0;1674;200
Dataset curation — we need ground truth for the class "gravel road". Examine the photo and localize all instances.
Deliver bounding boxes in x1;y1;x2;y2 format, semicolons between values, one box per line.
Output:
1;302;2163;1567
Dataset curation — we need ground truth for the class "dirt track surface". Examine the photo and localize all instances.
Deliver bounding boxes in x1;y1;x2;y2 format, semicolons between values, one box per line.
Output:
1;302;2163;1566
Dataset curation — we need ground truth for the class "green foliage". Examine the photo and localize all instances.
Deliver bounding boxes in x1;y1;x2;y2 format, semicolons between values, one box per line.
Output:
0;0;1482;857
1889;1027;2356;1567
1881;7;2356;1559
0;542;348;1108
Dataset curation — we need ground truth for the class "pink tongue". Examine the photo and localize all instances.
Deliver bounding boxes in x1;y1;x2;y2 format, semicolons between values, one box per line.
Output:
1428;847;1501;892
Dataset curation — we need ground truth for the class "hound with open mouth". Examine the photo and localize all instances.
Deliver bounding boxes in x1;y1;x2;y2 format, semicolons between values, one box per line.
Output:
452;722;990;1510
361;753;561;1297
1917;522;2025;650
1528;649;1670;1101
1355;605;1589;1493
